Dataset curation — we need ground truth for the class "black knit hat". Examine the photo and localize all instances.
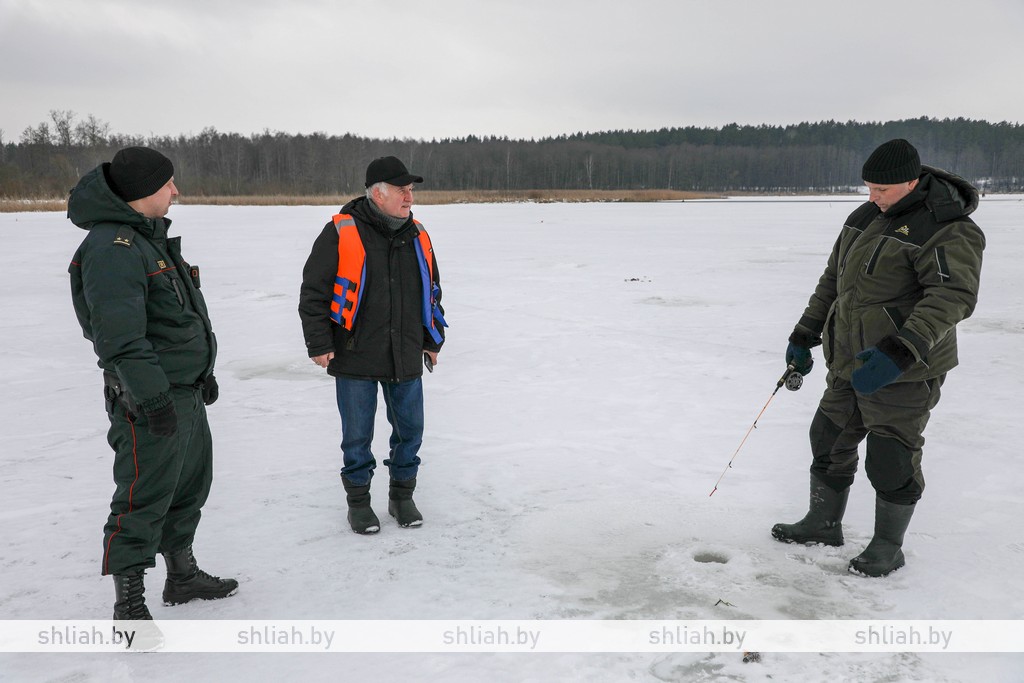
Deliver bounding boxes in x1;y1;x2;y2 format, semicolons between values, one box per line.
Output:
365;156;423;187
109;147;174;201
862;139;921;184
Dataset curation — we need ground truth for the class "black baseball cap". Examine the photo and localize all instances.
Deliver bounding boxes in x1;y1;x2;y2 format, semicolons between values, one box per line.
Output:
365;156;423;187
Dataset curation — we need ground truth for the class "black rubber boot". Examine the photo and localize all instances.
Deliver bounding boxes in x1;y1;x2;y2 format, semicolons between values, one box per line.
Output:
771;474;849;546
388;477;423;528
848;497;915;577
113;571;153;620
342;476;381;534
162;546;239;605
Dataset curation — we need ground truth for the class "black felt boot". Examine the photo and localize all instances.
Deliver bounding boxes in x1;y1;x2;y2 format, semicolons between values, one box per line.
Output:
388;477;423;528
772;474;849;546
342;476;381;534
849;497;915;577
162;546;239;605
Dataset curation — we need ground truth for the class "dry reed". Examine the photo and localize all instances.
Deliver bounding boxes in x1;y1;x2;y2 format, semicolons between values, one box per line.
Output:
2;189;721;213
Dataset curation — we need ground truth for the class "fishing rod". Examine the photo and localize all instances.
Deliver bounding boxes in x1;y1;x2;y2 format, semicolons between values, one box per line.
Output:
709;364;803;497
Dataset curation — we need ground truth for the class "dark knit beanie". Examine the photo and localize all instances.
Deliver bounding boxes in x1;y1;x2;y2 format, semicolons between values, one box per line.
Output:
861;139;921;184
109;147;174;201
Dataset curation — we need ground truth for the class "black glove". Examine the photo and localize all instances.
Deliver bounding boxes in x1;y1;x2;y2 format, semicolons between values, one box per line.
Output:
202;375;219;406
144;402;178;437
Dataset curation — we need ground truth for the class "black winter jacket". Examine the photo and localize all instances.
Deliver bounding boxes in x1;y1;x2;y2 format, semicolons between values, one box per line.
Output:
68;164;216;410
298;197;444;382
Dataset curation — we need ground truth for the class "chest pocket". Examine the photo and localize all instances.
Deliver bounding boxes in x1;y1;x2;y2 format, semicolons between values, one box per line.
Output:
149;263;186;308
166;273;186;307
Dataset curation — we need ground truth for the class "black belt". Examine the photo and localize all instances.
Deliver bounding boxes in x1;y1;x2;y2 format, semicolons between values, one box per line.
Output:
102;372;204;415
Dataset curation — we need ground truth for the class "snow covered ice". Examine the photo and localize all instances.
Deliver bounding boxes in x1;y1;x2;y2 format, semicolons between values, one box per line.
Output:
1;196;1022;681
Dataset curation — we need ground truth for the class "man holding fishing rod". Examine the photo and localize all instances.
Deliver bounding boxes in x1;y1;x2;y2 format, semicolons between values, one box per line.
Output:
771;139;985;577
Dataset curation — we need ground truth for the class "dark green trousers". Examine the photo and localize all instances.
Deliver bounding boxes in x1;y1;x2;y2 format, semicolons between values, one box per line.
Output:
809;371;944;505
101;386;213;575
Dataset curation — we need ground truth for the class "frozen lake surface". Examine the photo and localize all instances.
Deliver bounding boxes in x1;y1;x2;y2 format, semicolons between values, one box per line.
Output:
2;196;1022;681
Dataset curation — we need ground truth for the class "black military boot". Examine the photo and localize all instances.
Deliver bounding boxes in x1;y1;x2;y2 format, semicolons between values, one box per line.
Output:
112;571;164;650
162;546;239;605
113;571;153;620
388;477;423;528
849;497;916;577
342;476;381;534
772;474;849;546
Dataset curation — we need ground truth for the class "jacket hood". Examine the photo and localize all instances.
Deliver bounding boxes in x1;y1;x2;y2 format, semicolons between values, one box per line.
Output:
67;164;154;233
886;165;979;222
921;164;980;221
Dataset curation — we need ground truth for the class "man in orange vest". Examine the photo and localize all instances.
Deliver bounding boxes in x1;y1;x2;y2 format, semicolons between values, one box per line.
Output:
299;156;447;534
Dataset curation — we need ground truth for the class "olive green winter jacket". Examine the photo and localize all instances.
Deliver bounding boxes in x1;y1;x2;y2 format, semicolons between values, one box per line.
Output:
797;166;985;382
68;164;216;411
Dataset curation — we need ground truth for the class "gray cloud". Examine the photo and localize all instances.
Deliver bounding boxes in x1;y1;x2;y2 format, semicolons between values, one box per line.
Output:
2;0;1022;141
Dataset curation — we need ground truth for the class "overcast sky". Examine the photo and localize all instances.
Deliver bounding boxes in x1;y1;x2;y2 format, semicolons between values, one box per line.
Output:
2;0;1022;142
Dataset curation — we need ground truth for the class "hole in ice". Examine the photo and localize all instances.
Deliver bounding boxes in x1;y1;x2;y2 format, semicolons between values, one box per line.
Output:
693;551;729;564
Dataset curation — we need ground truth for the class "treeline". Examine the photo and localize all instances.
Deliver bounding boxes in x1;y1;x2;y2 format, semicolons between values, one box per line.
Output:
2;111;1022;198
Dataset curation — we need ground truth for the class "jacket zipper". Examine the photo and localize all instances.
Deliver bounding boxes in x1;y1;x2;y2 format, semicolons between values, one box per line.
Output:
864;239;885;275
170;276;185;306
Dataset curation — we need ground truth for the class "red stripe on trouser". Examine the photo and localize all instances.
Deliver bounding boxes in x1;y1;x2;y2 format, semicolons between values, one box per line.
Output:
103;414;139;575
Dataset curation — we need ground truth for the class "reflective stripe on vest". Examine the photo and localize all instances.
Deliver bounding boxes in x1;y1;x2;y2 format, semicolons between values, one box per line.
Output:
330;214;448;344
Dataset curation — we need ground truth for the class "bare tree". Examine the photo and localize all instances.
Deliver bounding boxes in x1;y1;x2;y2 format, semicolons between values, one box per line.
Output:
74;114;111;146
20;122;51;145
50;109;76;147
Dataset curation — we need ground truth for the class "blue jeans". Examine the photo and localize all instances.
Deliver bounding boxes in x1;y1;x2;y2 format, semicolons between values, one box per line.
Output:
335;377;424;485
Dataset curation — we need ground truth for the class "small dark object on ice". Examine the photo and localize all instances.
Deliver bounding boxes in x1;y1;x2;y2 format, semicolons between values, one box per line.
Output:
742;651;761;663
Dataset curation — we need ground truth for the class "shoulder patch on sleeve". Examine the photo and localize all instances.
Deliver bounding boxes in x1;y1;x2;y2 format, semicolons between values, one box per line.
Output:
113;226;135;248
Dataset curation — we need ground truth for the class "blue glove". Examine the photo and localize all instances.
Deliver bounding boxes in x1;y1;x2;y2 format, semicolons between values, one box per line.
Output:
786;326;821;376
786;343;814;376
851;336;916;394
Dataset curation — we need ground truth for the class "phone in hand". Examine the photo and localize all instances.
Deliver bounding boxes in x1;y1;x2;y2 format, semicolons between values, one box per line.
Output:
423;352;434;373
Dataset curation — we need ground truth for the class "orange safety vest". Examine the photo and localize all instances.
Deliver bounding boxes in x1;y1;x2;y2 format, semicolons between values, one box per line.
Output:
329;213;448;345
